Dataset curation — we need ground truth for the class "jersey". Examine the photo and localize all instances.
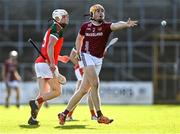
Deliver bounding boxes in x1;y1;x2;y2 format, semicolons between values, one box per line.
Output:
79;21;112;58
35;23;64;65
4;59;18;81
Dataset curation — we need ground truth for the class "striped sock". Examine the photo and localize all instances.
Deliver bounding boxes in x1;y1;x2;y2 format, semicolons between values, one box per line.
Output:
97;110;103;118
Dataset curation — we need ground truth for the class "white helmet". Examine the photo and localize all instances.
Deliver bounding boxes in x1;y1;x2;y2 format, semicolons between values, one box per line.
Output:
9;50;18;57
52;9;68;22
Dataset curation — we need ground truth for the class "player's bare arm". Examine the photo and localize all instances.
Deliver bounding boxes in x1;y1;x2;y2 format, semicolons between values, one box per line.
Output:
110;18;138;31
75;33;84;60
2;65;6;82
14;70;21;81
69;49;78;65
47;35;58;72
2;64;8;83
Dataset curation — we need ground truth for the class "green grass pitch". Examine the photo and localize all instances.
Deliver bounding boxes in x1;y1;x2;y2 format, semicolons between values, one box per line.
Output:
0;105;180;134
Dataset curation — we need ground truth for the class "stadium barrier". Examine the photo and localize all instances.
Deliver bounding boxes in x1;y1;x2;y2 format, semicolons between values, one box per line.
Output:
0;81;153;105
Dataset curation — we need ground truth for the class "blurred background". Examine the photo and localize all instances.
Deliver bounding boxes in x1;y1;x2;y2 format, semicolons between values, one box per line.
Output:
0;0;180;104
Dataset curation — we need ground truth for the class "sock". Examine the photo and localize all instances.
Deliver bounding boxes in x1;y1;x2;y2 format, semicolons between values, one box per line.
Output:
37;97;44;105
32;117;37;121
68;111;73;117
63;109;69;116
97;110;103;118
90;110;96;116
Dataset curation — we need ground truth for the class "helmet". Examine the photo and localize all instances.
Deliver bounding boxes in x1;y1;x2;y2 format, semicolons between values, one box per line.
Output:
89;4;105;19
52;9;68;22
9;50;18;57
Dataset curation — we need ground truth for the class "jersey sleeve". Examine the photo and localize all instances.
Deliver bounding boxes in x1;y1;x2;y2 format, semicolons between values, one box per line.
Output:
50;23;63;39
79;23;86;36
105;22;112;33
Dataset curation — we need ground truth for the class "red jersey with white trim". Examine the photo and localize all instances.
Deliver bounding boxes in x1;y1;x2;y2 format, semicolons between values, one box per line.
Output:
35;22;64;65
79;21;112;58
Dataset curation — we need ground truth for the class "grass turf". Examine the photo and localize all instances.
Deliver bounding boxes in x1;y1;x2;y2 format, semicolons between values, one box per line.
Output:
0;105;180;134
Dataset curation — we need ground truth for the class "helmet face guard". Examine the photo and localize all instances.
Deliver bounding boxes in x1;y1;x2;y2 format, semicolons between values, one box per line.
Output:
89;4;105;22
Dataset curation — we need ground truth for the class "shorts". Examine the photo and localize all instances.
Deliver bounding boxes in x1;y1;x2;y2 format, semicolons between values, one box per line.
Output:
35;63;59;78
74;66;83;81
78;53;102;75
7;80;20;89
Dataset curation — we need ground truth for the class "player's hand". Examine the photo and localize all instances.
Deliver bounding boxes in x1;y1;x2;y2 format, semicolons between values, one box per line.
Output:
49;63;56;73
126;18;138;27
75;52;81;61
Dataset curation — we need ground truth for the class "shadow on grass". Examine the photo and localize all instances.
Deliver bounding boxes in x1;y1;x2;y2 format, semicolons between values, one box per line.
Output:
66;119;79;122
54;125;95;129
19;124;40;129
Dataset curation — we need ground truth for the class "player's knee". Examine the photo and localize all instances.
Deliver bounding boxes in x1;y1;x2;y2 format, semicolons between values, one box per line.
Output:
79;89;88;96
54;88;61;97
91;81;99;90
82;90;89;95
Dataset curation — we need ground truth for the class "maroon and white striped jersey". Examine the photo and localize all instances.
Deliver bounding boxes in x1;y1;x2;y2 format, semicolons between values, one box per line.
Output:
80;21;112;58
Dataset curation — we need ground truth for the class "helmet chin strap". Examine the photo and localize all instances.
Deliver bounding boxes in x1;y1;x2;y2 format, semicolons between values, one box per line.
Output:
60;23;67;28
52;18;67;28
91;18;104;23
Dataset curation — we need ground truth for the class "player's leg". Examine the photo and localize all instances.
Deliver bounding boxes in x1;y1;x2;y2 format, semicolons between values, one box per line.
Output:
84;65;100;111
88;91;97;120
14;87;20;108
85;65;113;124
39;77;62;100
67;80;82;121
28;63;52;125
39;81;50;108
5;86;11;108
30;78;61;116
58;73;91;125
28;78;49;125
29;63;61;115
34;78;51;109
28;78;61;125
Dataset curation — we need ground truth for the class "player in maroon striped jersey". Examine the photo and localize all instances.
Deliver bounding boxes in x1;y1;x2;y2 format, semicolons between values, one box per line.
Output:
58;4;137;125
2;50;21;108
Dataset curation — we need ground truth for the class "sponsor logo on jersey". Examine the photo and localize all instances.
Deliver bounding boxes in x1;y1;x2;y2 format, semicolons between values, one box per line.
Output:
85;32;103;37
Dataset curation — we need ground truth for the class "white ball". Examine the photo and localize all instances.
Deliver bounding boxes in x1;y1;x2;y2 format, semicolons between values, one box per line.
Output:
161;20;167;26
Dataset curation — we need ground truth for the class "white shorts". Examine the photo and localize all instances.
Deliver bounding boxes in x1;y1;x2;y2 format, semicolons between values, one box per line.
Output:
78;53;102;75
35;63;59;78
75;67;83;81
7;80;20;89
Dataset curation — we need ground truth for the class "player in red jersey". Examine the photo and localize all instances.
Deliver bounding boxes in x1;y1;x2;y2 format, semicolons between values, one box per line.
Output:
2;50;21;108
58;4;137;125
66;48;97;121
28;9;69;125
